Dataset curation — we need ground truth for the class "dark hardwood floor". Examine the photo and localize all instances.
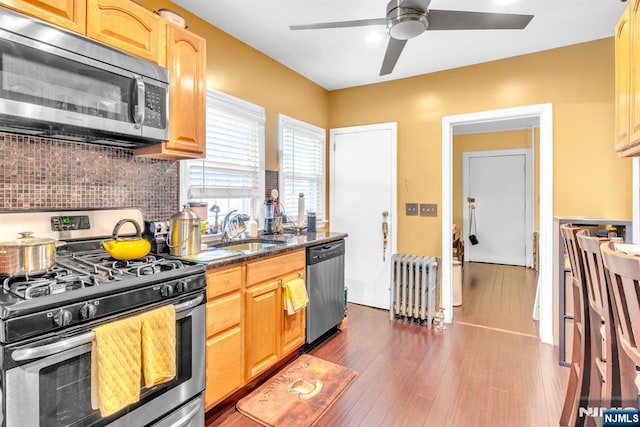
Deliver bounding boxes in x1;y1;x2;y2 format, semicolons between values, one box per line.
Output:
207;262;566;426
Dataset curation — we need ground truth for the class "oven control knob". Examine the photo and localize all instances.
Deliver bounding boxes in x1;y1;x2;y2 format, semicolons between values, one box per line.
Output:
160;284;174;297
80;303;97;320
175;281;188;293
53;309;73;327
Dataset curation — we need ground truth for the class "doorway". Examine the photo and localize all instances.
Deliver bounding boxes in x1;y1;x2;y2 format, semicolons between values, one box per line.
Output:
462;149;532;266
442;103;554;344
329;122;397;309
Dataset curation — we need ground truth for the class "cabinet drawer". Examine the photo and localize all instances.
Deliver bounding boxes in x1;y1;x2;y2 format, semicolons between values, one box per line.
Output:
206;292;241;337
207;266;242;299
246;250;305;286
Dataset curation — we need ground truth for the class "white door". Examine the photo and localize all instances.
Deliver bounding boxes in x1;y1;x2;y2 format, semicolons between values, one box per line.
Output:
330;123;397;309
463;149;532;266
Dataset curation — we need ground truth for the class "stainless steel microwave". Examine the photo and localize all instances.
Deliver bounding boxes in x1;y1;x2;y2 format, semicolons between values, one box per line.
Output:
0;7;169;148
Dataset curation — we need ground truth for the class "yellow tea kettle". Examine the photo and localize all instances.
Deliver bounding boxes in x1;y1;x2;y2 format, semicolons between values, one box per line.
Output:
102;219;151;260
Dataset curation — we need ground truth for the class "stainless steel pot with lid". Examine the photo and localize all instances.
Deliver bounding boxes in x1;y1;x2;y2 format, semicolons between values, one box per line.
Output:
0;232;56;276
168;205;201;256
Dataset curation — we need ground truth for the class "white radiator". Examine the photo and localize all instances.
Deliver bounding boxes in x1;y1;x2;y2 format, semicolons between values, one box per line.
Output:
390;254;439;327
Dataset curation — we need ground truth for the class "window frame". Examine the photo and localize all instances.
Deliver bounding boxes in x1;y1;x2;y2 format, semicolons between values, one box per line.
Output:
179;89;265;223
278;114;327;225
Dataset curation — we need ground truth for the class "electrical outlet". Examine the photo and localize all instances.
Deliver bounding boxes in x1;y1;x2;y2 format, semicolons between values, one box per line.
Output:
420;203;437;217
405;203;418;216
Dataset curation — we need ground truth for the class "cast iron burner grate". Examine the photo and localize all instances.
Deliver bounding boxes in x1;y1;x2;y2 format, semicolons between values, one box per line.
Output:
3;267;96;299
0;249;189;300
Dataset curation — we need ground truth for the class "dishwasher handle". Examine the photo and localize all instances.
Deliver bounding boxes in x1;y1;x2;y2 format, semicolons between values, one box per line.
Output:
306;240;345;265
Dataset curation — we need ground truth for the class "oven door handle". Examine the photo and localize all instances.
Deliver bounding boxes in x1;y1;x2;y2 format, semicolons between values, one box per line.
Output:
160;395;204;427
174;294;204;313
12;331;95;361
12;295;204;362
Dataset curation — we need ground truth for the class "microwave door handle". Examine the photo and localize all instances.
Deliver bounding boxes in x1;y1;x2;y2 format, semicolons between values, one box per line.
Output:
12;295;203;362
133;75;145;129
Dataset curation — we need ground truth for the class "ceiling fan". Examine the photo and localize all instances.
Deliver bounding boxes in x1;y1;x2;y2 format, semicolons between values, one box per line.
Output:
290;0;533;76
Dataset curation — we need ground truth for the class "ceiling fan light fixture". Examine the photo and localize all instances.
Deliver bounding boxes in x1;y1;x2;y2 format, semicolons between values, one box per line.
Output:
386;10;428;40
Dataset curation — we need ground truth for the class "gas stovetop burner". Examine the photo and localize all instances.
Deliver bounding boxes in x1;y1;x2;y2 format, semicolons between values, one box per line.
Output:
0;250;190;301
0;208;207;346
67;251;187;279
3;266;96;299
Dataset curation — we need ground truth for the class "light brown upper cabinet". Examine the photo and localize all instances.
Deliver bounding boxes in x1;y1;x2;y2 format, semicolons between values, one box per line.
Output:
614;2;640;157
133;24;207;160
0;0;87;34
86;0;166;66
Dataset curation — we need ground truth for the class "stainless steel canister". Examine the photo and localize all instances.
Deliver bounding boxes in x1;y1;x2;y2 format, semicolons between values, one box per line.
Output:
168;205;201;256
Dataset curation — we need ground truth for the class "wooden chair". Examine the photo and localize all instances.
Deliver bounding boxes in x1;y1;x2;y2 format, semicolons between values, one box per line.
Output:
576;230;619;408
559;224;592;427
600;242;640;409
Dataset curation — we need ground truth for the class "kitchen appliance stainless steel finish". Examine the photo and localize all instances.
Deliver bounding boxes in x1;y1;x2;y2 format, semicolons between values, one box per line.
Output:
0;232;56;276
306;240;346;344
169;205;201;257
0;208;206;427
0;8;169;148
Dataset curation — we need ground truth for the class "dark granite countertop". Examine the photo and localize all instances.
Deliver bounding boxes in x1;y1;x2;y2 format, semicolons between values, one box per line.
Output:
181;231;348;268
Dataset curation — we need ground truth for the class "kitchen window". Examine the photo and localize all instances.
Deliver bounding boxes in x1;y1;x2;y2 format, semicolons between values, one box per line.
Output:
181;90;265;228
278;115;326;224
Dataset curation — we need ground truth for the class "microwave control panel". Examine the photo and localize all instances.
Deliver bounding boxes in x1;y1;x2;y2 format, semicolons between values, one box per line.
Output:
144;85;166;129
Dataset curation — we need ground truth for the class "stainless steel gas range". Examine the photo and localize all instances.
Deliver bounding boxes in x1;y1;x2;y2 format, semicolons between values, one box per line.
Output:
0;208;206;427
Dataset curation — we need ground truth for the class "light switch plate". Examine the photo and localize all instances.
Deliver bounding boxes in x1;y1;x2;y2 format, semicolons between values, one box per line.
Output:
406;203;418;216
420;203;437;217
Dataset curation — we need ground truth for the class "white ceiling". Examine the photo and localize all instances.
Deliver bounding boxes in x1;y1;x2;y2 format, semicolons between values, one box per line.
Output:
171;0;628;91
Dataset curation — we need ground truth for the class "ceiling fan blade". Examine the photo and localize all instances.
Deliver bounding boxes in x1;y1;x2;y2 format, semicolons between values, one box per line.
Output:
290;18;386;31
426;10;533;31
380;38;408;76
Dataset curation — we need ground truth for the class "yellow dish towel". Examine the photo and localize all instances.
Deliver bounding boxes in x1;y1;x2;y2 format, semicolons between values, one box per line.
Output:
284;277;308;315
91;316;142;417
141;305;176;388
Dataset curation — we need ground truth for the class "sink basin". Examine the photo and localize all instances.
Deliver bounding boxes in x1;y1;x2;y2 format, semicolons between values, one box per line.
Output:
214;238;287;254
182;248;242;263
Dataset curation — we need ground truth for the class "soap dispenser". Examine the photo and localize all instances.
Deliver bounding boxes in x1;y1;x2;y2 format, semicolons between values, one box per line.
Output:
247;217;258;238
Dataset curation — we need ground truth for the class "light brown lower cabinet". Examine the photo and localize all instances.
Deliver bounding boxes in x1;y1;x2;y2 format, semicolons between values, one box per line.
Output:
244;280;280;380
204;249;306;411
204;265;243;411
205;327;242;408
280;271;306;356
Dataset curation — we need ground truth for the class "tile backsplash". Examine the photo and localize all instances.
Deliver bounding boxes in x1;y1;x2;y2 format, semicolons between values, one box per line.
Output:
0;133;179;221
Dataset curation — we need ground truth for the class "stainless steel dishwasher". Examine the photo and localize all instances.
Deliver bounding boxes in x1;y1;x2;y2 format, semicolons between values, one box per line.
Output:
306;239;346;344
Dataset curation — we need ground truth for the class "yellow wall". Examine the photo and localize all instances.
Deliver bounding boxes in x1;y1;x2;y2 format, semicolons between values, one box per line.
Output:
453;129;539;231
145;0;329;170
328;38;632;257
139;5;631;257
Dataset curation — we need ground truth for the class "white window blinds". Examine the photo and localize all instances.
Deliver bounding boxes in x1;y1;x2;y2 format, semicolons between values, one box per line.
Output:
279;115;326;222
183;90;265;215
